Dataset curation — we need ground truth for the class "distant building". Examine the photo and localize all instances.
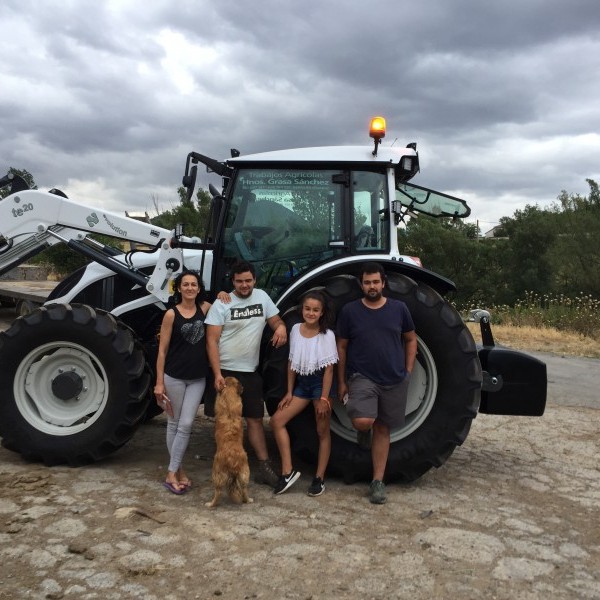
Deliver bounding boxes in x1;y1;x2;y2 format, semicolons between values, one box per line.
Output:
484;225;503;238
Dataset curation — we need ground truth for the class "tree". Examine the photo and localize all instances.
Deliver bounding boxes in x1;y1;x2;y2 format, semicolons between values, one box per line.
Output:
399;216;505;305
401;181;600;307
151;187;212;238
496;205;558;301
549;179;600;296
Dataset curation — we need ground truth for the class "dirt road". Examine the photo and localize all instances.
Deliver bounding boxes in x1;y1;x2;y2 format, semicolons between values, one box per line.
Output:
0;308;598;599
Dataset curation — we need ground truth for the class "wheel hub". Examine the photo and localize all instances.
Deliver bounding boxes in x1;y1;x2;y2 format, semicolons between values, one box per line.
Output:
51;370;84;401
17;344;106;428
329;334;438;444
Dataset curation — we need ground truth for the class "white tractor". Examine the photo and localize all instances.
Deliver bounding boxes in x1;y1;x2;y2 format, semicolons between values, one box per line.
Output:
0;118;546;481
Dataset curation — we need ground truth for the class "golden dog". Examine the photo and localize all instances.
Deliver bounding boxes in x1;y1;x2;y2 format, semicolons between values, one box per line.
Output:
206;377;253;508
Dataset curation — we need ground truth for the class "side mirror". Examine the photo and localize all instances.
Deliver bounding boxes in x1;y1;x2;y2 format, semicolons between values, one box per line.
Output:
182;154;198;202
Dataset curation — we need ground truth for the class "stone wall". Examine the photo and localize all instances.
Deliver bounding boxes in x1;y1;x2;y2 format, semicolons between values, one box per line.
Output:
0;265;51;281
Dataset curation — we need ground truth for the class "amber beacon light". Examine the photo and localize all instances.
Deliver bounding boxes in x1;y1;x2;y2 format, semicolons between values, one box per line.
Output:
369;116;386;156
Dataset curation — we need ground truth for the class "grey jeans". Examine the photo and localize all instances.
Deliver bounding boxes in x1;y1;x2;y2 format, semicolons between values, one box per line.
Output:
164;374;206;473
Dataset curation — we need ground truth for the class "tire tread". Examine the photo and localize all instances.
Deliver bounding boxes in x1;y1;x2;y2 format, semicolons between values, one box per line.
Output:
0;303;151;466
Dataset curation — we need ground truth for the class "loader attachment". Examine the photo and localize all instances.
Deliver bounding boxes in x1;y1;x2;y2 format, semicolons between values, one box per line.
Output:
473;314;547;416
478;346;547;416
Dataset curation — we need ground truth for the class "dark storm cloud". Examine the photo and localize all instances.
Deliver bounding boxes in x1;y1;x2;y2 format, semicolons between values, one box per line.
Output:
1;0;599;226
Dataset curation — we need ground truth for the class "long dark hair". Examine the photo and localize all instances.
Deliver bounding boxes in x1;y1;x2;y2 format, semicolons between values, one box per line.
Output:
171;270;205;307
300;290;332;334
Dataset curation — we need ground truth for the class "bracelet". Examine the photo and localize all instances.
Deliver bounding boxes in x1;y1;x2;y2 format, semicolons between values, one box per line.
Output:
320;396;332;408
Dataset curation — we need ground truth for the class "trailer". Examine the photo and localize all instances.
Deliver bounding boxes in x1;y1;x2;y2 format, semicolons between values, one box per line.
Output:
0;280;58;316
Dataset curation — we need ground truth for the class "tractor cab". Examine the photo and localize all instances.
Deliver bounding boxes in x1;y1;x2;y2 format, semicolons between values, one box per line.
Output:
186;117;471;299
219;166;393;295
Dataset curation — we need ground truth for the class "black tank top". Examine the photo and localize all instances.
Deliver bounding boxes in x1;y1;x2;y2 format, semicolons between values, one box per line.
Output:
164;306;208;380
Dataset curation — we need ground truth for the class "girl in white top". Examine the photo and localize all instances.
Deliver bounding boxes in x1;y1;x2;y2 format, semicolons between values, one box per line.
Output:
270;291;338;496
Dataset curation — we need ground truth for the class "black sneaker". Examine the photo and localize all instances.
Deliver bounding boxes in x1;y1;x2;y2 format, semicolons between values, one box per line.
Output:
254;460;279;488
273;470;301;495
357;428;372;450
307;477;325;497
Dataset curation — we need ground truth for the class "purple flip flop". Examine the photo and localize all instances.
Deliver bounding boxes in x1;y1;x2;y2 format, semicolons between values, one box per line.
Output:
163;481;187;495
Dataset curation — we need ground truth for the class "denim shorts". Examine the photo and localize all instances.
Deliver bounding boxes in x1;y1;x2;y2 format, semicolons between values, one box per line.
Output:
293;371;324;400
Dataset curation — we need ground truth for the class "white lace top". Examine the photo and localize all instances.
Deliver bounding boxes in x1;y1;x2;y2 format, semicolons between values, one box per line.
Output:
288;324;339;375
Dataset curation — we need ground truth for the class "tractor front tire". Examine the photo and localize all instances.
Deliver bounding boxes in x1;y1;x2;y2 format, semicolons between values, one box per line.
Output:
0;303;151;465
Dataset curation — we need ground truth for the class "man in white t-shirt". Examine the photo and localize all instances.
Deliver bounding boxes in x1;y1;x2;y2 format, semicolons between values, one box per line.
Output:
205;261;287;487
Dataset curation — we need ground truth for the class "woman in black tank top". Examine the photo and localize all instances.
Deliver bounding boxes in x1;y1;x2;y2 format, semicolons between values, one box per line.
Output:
154;271;211;494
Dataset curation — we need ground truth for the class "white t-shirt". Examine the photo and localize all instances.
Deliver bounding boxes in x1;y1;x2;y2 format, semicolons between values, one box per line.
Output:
288;324;338;375
205;288;279;372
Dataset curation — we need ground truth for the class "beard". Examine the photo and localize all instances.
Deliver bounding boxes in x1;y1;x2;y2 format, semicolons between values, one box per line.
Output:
364;290;383;303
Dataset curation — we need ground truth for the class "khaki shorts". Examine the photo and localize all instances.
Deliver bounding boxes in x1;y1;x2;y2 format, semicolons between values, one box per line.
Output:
346;372;411;428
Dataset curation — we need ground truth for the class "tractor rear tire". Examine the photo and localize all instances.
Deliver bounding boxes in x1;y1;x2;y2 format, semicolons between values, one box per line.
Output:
264;273;482;483
0;303;151;465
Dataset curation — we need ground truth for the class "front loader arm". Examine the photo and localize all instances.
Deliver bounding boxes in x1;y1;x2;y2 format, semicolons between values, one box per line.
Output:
0;189;190;303
2;189;171;247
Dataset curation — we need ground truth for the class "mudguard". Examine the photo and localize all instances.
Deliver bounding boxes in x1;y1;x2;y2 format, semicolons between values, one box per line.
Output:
478;346;547;416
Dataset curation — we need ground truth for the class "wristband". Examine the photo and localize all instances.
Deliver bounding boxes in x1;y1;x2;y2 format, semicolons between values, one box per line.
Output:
320;396;331;406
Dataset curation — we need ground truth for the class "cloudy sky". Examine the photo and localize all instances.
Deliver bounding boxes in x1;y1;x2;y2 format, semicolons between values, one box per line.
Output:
2;0;599;233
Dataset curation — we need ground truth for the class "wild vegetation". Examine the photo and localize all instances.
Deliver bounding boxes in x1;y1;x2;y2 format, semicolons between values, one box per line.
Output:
477;292;600;339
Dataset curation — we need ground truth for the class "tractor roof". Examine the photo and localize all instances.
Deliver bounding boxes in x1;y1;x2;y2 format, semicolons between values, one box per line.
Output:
226;145;417;167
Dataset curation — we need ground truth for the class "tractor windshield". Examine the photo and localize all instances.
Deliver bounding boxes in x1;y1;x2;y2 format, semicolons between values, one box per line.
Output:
221;168;389;297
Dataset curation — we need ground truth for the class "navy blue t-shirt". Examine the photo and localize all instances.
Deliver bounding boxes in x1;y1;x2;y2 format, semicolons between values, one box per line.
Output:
336;298;415;385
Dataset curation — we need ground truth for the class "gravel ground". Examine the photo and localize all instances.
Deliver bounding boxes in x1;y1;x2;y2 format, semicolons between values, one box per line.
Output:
0;308;598;599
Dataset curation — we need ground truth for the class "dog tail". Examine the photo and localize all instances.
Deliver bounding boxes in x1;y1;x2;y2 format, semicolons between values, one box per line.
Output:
229;480;244;504
229;477;247;504
228;466;250;504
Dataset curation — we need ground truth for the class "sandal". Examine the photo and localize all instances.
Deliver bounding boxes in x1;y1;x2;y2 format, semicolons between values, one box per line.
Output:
163;481;187;495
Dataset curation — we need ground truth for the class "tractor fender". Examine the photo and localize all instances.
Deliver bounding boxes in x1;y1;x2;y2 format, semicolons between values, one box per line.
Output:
276;254;456;311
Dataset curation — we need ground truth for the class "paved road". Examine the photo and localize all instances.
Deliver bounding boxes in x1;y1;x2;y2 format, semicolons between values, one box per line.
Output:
528;351;598;409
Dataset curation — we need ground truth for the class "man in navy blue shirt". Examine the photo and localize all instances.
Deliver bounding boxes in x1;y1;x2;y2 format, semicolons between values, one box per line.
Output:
337;262;417;504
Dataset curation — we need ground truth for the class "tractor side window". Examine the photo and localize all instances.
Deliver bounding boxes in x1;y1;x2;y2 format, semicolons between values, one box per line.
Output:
223;169;344;295
352;171;388;252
